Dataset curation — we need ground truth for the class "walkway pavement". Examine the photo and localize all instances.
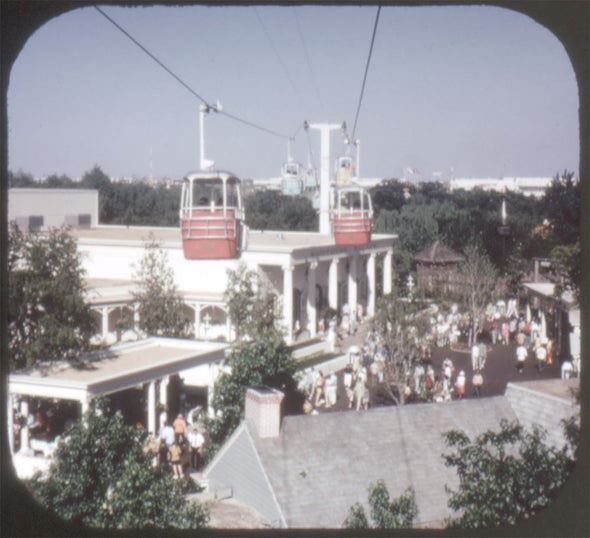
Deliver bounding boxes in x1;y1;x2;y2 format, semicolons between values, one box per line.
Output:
313;316;564;413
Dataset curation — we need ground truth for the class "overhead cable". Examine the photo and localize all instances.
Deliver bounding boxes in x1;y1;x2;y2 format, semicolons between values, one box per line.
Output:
351;6;381;141
253;7;308;117
292;7;324;116
94;6;291;140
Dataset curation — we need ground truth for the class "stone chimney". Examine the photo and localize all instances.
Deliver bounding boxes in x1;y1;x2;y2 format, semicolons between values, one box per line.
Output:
244;386;285;438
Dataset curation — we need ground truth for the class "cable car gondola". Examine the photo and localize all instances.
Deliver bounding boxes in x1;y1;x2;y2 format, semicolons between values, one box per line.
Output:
179;171;244;259
331;184;373;246
280;160;304;196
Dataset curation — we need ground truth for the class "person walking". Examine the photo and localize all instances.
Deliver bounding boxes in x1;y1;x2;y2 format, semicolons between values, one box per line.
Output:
516;344;528;373
455;370;466;399
471;344;480;371
472;369;484;397
168;440;183;479
173;413;187;444
535;342;547;372
188;426;205;471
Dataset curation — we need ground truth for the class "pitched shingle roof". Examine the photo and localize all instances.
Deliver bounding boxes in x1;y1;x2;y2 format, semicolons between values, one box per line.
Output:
414;241;464;264
255;397;520;527
205;379;579;529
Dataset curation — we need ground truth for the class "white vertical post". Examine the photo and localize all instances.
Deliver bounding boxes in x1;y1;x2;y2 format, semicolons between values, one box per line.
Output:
307;122;344;235
329;258;339;310
159;377;168;429
102;306;110;340
80;395;91;424
307;261;318;337
226;309;233;342
207;363;217;418
133;303;140;331
194;303;201;339
147;380;156;434
7;394;14;454
367;253;376;316
283;264;294;344
18;398;29;454
383;248;393;295
348;255;358;315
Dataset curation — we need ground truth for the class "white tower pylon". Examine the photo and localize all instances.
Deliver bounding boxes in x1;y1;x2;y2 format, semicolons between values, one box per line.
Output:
305;121;345;235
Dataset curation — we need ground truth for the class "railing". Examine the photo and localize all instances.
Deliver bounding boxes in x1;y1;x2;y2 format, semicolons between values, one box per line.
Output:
181;209;239;240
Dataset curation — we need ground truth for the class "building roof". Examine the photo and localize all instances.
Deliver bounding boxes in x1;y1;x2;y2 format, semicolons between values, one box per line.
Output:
70;225;396;255
9;338;227;401
205;378;579;529
414;241;464;264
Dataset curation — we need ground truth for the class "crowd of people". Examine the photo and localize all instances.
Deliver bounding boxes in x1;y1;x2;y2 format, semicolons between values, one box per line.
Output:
145;413;206;479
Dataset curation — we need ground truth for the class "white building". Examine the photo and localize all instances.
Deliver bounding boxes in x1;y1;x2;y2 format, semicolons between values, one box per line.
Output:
72;225;396;346
449;176;553;197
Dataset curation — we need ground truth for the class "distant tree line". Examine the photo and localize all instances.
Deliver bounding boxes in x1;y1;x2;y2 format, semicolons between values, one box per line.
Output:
370;171;580;296
8;167;318;231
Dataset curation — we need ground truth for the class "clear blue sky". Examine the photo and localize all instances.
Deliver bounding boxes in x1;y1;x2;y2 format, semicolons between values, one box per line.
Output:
7;4;579;181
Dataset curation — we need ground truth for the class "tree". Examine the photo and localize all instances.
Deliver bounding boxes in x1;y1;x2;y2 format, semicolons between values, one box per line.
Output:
81;165;114;222
8;224;95;371
223;262;278;341
245;190;317;231
343;481;418;529
132;236;191;338
443;418;578;529
27;398;208;529
455;244;498;345
207;265;297;451
541;170;580;246
8;170;36;187
551;241;581;304
369;290;431;406
205;335;296;453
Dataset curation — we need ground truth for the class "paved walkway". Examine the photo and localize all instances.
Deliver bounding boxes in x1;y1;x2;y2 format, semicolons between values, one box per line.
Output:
313;316;564;413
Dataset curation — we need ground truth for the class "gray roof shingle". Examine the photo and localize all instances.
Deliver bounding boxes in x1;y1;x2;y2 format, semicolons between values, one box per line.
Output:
252;396;517;528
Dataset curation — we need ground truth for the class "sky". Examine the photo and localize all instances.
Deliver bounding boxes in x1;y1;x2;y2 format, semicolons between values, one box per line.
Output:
7;4;580;181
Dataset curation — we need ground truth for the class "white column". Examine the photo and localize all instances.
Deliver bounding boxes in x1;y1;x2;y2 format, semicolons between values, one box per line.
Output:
383;248;393;295
283;264;294;344
101;306;110;340
147;380;156;434
133;303;140;331
7;394;14;454
159;377;168;429
207;363;217;418
367;253;376;316
81;395;91;417
307;261;318;337
18;398;29;454
348;255;358;314
226;309;233;342
193;303;201;339
329;258;339;310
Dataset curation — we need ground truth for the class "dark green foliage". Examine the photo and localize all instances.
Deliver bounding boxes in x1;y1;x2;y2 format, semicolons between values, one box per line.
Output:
551;241;581;303
8;224;95;371
205;334;296;452
343;481;418;529
27;398;209;529
443;418;578;528
8;170;36;187
132;237;191;337
541;170;580;245
245;190;317;231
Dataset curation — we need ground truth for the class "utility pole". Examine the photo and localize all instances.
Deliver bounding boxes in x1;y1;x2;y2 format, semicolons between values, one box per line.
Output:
304;121;346;235
199;101;222;170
